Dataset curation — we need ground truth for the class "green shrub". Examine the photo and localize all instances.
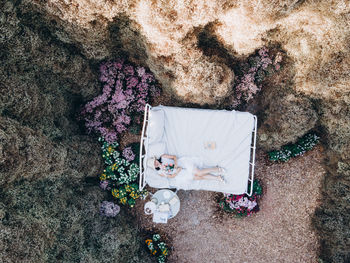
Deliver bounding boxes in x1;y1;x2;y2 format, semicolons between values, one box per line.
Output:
268;133;319;162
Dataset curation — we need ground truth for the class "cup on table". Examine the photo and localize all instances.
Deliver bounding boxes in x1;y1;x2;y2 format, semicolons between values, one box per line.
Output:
144;201;157;215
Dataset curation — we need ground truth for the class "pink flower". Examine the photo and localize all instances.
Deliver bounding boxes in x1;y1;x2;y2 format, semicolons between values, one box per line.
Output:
112;89;126;104
81;59;160;142
127;76;139;87
137;66;146;77
113;59;124;70
124;65;134;75
104;131;118;143
258;47;269;57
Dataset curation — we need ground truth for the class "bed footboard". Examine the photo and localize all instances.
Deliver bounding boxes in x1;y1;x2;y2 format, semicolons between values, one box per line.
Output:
139;104;152;191
246;115;257;196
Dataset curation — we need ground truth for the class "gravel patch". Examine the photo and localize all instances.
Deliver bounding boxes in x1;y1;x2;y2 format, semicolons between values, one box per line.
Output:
135;146;324;263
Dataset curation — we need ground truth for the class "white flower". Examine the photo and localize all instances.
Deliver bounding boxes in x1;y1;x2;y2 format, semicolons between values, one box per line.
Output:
229;202;240;209
238;197;249;207
247;200;257;210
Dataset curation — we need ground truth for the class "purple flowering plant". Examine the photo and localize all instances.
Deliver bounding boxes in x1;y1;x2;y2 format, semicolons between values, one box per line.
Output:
231;47;283;108
81;59;161;143
122;146;135;162
100;180;109;190
100;201;120;217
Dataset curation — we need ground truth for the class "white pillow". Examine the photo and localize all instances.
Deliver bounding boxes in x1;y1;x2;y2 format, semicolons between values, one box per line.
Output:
147;109;164;143
147;141;166;158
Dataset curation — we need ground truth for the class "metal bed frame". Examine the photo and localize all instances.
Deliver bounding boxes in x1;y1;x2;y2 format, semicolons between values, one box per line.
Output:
139;104;257;196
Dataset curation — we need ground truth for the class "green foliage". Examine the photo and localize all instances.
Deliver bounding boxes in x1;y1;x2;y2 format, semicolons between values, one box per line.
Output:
249;179;263;196
98;137;147;207
129;124;141;135
268;133;319;162
129;142;141;165
255;69;266;83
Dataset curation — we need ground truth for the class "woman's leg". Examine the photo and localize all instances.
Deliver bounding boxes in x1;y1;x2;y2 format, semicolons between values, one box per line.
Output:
194;167;220;176
193;173;221;181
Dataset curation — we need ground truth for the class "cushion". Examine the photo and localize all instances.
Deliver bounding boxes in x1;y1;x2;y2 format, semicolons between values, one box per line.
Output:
147;109;164;143
148;141;166;158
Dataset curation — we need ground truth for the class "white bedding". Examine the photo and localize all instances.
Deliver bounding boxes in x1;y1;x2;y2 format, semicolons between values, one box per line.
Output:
144;105;255;194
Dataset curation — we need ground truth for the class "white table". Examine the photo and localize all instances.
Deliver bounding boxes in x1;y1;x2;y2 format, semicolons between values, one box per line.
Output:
152;189;180;219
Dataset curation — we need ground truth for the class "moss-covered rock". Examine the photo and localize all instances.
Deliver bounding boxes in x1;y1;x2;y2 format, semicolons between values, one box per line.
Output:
258;87;318;151
313;157;350;263
0;1;152;262
0;178;152;263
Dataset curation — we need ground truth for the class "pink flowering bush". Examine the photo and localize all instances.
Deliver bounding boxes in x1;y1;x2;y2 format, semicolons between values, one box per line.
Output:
81;59;161;143
219;179;262;217
231;47;283;108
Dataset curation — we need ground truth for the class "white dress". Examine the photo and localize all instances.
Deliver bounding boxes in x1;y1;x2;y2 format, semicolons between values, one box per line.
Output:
164;156;203;190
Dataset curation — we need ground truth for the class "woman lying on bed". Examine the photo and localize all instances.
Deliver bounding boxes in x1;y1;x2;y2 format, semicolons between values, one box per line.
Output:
147;154;226;184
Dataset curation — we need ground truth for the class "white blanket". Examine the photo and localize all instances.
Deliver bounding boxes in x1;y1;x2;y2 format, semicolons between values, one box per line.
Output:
144;105;255;194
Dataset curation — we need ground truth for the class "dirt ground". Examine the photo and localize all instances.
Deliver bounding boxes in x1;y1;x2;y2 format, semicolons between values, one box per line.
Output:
135;146;324;263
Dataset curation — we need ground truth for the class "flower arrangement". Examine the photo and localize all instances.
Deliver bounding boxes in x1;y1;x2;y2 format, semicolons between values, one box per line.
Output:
98;137;147;207
99;201;120;217
231;47;283;108
81;59;161;143
219;179;263;217
145;233;169;263
268;133;320;162
162;163;175;173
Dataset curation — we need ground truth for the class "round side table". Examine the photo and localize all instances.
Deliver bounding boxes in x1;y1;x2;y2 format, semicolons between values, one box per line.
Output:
152;189;180;219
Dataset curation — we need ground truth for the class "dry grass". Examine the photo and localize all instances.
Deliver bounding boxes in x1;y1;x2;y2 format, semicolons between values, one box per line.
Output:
33;0;350;108
135;146;325;263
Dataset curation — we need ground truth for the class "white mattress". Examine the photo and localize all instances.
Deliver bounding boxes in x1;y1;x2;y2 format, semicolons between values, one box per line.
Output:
144;105;255;194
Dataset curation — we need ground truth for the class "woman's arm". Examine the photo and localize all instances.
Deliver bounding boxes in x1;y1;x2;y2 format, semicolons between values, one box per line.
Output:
167;167;182;178
161;154;176;159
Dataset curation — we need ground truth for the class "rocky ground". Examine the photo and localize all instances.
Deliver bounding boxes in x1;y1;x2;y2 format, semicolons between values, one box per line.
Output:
136;147;325;263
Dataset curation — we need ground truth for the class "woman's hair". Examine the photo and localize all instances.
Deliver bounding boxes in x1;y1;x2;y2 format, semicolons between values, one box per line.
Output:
155;157;161;171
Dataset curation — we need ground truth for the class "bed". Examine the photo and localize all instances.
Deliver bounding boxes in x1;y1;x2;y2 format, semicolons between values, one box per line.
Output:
139;104;257;195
